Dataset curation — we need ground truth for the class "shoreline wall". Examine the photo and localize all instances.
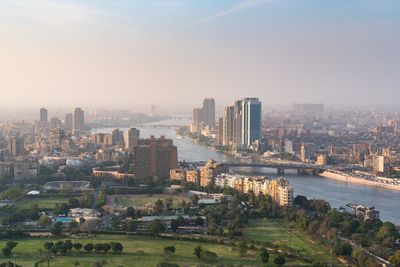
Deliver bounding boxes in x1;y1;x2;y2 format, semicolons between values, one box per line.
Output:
319;171;400;191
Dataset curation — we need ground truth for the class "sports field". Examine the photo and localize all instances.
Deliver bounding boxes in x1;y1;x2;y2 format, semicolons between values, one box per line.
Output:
113;194;189;209
243;218;342;265
0;235;309;266
16;196;72;210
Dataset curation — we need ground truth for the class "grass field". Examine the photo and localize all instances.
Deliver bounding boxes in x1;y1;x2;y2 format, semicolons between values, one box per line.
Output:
243;218;342;265
114;194;189;209
0;235;309;266
16;196;72;210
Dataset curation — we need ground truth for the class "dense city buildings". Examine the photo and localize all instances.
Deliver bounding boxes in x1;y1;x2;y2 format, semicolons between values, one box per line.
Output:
133;136;178;179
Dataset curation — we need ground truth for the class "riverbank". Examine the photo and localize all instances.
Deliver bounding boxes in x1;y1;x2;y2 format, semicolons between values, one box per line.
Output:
320;170;400;191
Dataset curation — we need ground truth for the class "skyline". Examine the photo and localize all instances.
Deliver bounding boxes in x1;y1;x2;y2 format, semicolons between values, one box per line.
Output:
1;0;400;108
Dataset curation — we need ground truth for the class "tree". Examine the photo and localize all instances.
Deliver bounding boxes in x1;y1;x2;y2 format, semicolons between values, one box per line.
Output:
51;222;64;236
378;222;399;240
111;242;123;253
274;255;286;266
389;250;400;267
164;246;175;260
44;242;55;252
94;243;104;253
39;214;52;227
73;242;83;252
103;243;111;253
148;221;166;238
2;241;18;257
84;243;94;253
126;207;135;218
5;242;17;250
260;248;269;265
63;240;73;252
69;221;80;235
154;199;164;215
200;250;218;263
193;246;203;260
237;240;248;257
2;247;11;257
335;242;352;256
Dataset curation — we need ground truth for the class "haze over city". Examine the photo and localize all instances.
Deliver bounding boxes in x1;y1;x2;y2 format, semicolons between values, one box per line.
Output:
2;1;400;266
1;0;399;108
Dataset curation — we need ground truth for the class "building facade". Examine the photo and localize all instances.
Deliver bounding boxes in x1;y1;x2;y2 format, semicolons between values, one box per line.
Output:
133;136;178;179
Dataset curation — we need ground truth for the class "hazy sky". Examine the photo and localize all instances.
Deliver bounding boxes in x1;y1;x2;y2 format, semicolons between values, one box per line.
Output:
1;0;399;109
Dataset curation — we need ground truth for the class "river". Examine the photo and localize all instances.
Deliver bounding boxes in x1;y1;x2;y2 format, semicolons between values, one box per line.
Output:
93;118;400;224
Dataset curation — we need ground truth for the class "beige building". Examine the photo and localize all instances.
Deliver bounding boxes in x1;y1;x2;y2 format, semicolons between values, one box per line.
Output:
186;169;200;185
170;168;186;180
316;154;327;166
199;159;228;187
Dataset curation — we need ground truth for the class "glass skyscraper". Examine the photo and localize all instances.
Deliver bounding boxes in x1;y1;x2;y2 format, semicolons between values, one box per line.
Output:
241;98;262;147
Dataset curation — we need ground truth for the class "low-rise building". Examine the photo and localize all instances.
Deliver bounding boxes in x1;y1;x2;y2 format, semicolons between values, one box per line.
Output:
343;203;380;221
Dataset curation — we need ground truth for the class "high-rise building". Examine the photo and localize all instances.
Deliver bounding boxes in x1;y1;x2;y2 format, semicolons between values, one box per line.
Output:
73;108;85;133
217;117;224;146
40;108;48;123
232;100;243;150
64;113;73;132
241;98;262;147
202;98;215;129
222;106;234;146
125;128;140;153
316;154;327;166
284;139;293;154
50;128;65;147
373;155;385;173
133;136;178;179
50;117;61;129
13;157;38;181
111;129;124;146
8;137;24;158
193;108;203;124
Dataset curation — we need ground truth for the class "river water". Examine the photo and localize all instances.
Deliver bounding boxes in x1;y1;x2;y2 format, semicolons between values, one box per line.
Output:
93;118;400;224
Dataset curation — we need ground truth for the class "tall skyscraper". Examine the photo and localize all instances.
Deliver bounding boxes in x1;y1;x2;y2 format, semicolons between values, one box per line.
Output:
192;108;203;124
40;108;48;123
223;106;234;146
217;117;224;146
202;98;215;129
241;98;262;147
111;129;124;146
73;108;85;133
232;100;243;149
125;128;140;153
133;136;178;179
64;113;73;132
8;137;24;157
50;117;60;129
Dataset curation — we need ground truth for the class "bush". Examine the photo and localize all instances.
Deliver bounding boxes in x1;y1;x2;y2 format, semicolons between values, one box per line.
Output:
200;250;218;263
